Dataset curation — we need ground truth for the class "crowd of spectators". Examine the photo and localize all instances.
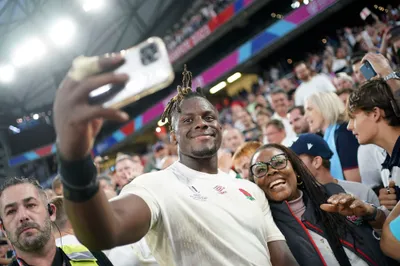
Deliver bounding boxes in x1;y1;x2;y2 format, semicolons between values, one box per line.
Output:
163;0;234;51
40;4;400;199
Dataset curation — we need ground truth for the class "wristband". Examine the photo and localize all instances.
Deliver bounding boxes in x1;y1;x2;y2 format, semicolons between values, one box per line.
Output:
58;152;99;202
389;216;400;242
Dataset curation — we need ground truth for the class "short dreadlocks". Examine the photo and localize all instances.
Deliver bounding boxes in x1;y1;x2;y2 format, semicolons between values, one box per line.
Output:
161;65;207;131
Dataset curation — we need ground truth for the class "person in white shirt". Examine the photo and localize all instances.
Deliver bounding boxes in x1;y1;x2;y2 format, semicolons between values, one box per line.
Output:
221;127;245;153
293;62;336;106
265;119;297;147
53;56;298;266
357;144;386;190
287;106;309;135
269;89;296;140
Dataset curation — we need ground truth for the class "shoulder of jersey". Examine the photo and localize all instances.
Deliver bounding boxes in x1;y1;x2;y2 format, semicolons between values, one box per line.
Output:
132;168;174;184
233;178;262;190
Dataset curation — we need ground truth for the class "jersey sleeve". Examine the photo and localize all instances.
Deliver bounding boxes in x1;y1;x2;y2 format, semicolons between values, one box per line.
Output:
262;197;286;242
119;177;161;230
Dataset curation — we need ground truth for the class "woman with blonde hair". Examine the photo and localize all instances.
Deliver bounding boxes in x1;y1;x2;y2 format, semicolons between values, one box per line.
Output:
304;91;360;182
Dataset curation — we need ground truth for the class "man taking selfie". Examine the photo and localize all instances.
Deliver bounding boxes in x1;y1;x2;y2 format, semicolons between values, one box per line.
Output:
54;54;298;266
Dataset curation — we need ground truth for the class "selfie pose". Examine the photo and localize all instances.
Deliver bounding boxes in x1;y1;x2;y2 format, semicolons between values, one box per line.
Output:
53;54;298;266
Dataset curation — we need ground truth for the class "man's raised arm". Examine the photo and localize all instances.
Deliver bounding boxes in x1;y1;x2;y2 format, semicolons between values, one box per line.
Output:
54;55;151;250
362;53;400;108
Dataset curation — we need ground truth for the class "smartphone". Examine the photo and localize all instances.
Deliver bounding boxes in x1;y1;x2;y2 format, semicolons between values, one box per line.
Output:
88;37;175;109
360;61;377;80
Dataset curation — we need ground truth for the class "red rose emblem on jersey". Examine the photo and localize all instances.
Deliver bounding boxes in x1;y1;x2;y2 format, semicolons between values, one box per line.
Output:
239;188;255;201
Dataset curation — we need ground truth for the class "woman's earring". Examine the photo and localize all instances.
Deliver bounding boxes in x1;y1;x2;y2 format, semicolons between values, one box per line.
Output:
297;175;303;186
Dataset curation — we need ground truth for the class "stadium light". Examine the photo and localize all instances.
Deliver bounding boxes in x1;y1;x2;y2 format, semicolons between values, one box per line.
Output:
210;81;227;94
291;1;300;9
12;38;46;67
0;65;15;83
227;72;242;83
49;18;76;47
33;114;39;120
82;0;105;12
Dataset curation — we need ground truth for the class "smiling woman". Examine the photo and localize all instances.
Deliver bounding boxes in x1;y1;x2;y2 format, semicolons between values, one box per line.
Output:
250;143;396;266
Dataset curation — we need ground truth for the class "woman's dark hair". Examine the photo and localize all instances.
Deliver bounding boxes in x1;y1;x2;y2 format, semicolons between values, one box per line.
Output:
251;143;357;266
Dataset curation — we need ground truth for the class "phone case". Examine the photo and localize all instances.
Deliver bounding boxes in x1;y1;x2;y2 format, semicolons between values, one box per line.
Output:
89;37;175;109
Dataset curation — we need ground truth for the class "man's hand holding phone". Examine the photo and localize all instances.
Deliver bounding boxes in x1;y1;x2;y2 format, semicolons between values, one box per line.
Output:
54;55;130;161
362;53;393;78
362;53;400;109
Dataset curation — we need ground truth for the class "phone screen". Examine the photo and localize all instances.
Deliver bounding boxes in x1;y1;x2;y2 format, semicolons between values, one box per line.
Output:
360;61;377;80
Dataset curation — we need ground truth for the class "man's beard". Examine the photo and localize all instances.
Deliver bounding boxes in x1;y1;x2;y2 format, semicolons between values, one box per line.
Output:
192;145;218;158
8;219;52;253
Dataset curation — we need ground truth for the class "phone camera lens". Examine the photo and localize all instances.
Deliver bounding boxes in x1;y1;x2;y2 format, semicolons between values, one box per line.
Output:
140;43;160;66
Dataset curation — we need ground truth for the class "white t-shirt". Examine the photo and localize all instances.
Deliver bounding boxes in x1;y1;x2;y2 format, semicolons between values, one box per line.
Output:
120;161;285;266
271;113;297;140
108;239;159;266
357;144;386;188
294;74;336;106
281;136;298;147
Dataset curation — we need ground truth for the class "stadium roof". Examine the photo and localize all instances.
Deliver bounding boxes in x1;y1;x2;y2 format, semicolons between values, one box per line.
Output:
0;0;192;127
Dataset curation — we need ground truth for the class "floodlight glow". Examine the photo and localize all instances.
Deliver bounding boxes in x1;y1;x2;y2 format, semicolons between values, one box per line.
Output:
12;38;46;67
227;72;242;83
33;114;39;120
210;81;227;94
50;19;76;46
0;65;15;83
83;0;105;12
291;1;300;8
